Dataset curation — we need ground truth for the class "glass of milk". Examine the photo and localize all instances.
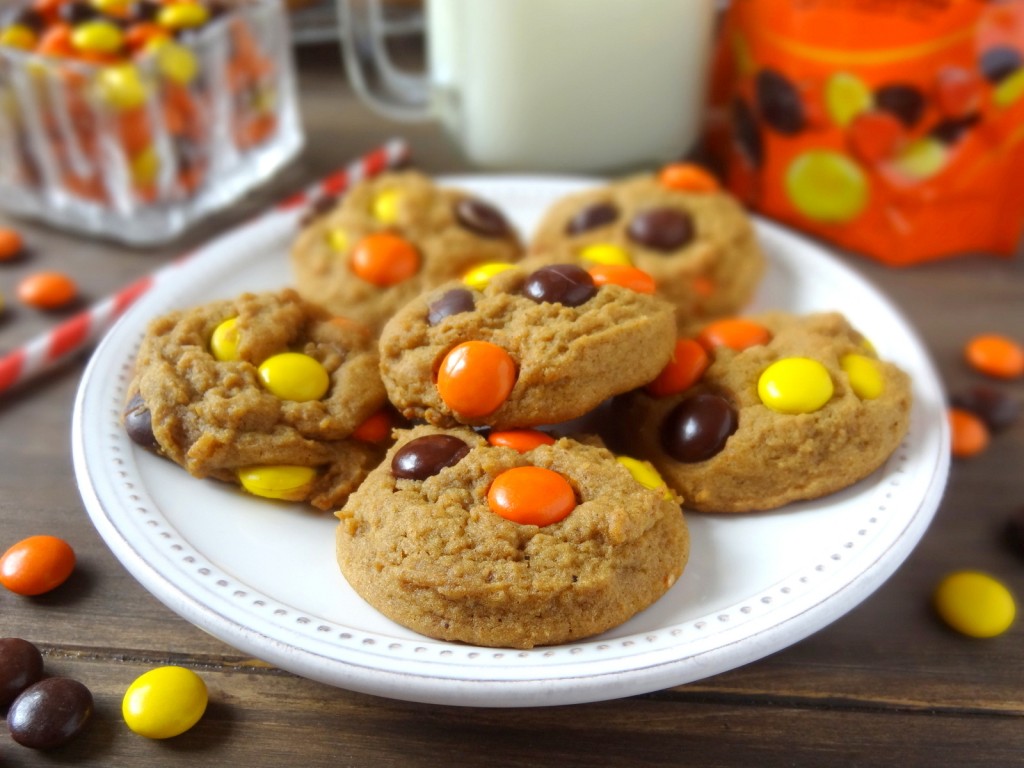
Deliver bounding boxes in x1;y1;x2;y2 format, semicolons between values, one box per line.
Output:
336;0;717;173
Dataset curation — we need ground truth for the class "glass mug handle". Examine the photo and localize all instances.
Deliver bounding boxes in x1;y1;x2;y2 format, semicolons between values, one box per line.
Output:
336;0;431;121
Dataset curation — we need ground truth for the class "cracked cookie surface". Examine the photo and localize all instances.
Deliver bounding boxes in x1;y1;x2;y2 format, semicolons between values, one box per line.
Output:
335;425;690;648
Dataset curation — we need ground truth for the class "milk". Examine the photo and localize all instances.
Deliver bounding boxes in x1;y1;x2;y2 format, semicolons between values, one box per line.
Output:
425;0;715;173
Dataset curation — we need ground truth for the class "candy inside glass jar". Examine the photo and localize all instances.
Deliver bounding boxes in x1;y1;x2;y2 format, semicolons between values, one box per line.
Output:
0;0;302;245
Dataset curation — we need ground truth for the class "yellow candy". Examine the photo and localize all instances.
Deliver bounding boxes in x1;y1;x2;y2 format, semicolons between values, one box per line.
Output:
0;24;38;51
758;357;834;414
210;317;241;361
616;456;673;500
158;2;210;30
327;228;349;253
71;20;125;55
150;40;199;85
237;465;318;501
891;137;948;180
96;64;148;111
579;243;632;267
123;666;207;739
841;353;884;400
258;352;329;401
785;150;869;223
130;146;160;186
994;68;1024;108
372;189;402;225
462;262;515;291
825;72;873;127
934;571;1016;638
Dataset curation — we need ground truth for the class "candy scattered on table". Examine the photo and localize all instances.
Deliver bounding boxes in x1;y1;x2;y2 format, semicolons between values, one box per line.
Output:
964;333;1024;380
8;677;94;750
16;271;78;310
0;637;44;708
934;570;1016;638
948;407;990;459
0;226;24;261
950;384;1021;434
122;665;208;739
0;534;76;596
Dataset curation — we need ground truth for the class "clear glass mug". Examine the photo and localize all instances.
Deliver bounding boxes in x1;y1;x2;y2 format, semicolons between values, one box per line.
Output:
337;0;717;173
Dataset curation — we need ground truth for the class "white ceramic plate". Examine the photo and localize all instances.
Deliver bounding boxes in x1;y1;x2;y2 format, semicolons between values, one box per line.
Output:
72;175;949;708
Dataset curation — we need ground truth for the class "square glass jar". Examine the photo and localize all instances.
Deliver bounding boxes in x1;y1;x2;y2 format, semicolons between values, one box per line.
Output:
0;0;303;245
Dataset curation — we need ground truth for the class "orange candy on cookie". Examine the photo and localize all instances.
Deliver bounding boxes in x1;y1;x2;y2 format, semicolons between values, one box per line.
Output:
587;264;656;294
487;466;576;526
697;317;771;352
487;429;555;453
658;163;721;193
436;341;517;418
350;232;420;287
646;338;710;397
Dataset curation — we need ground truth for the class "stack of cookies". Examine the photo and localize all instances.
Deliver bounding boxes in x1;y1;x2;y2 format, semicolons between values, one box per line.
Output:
123;164;912;649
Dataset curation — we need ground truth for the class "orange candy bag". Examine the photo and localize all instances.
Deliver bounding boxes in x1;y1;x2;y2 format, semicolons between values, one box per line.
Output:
707;0;1024;265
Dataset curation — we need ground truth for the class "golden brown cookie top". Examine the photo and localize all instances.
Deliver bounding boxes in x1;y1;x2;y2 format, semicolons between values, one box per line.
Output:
125;289;390;509
615;311;913;513
378;262;677;430
336;424;689;648
529;166;765;326
291;171;524;333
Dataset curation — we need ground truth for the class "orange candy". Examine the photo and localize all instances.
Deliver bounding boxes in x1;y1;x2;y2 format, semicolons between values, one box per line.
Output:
658;162;721;193
0;227;24;261
848;111;907;165
350;232;420;287
587;264;656;294
487;429;555;453
436;341;517;418
697;317;771;352
964;334;1024;379
646;338;710;397
0;535;76;596
17;271;78;310
487;466;576;526
352;409;393;443
35;23;75;57
949;407;990;458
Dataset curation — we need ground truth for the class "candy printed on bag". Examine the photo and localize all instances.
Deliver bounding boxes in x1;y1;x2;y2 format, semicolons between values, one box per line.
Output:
707;0;1024;265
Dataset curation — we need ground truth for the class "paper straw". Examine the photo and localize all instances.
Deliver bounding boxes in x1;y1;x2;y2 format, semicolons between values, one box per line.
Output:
0;138;411;396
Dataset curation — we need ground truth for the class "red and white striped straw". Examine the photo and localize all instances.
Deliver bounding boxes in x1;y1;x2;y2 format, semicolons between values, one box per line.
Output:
0;137;411;396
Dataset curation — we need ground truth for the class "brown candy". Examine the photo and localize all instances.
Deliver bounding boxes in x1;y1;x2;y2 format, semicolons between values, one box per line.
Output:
875;83;925;127
454;198;512;238
427;288;475;326
660;393;738;463
523;264;597;307
566;201;619;235
391;435;470;480
627;208;695;252
950;385;1020;433
0;638;44;708
123;393;160;452
755;68;805;135
980;46;1023;83
8;677;93;750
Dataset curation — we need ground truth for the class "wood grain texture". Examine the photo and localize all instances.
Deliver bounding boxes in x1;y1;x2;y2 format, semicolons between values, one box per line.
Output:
1;43;1022;767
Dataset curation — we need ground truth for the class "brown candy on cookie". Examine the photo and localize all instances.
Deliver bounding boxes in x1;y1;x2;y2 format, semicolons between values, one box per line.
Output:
335;425;689;649
123;289;391;510
378;262;677;430
614;311;913;513
529;163;766;327
290;171;523;334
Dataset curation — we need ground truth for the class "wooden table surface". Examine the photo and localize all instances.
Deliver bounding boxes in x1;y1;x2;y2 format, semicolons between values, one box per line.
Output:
2;42;1023;767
